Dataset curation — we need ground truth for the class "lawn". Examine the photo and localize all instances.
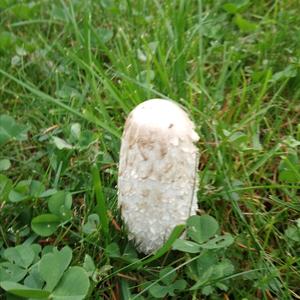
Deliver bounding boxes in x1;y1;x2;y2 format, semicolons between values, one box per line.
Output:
0;0;300;299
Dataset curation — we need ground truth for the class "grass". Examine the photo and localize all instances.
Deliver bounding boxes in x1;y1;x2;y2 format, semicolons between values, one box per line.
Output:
1;0;300;299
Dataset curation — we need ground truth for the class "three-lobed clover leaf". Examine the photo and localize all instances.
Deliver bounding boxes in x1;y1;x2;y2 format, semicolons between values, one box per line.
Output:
0;245;90;300
9;180;45;202
31;190;73;237
148;267;187;298
173;215;234;253
186;251;235;295
186;215;219;243
172;215;235;296
82;214;100;235
0;114;28;145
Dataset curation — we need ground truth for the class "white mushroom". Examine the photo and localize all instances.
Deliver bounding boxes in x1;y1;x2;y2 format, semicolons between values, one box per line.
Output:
118;99;199;254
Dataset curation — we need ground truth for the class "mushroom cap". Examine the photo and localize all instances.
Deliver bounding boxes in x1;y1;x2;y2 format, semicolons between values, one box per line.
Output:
118;99;199;254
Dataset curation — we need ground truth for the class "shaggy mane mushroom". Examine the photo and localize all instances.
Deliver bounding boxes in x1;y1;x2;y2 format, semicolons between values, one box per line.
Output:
118;99;199;254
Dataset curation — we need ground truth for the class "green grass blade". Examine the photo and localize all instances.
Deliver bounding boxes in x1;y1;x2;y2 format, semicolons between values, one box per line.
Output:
142;224;185;265
91;164;109;241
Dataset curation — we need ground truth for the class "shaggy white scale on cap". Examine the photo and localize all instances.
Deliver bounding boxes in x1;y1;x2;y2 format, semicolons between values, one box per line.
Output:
118;99;199;254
